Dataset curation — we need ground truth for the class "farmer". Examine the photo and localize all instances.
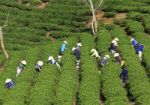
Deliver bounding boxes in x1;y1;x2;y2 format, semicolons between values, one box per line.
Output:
91;48;100;59
114;52;122;64
35;60;44;72
109;37;119;54
72;47;81;69
136;44;144;61
130;38;139;50
5;78;14;89
100;54;110;67
108;42;117;54
58;40;68;63
16;60;27;77
48;56;61;70
112;37;119;46
120;66;128;87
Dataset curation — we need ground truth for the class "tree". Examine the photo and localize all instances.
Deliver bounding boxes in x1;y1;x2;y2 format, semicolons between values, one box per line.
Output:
84;0;103;35
0;13;10;59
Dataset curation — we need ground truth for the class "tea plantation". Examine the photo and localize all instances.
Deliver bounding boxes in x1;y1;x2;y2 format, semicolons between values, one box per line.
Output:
0;0;150;105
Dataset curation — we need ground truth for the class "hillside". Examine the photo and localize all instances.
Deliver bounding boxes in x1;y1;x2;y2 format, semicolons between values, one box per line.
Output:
0;0;150;105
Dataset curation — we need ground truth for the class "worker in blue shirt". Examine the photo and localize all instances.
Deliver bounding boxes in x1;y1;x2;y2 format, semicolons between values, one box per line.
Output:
100;54;110;67
108;43;117;54
130;38;139;50
72;47;81;61
5;79;14;89
136;44;144;61
120;66;128;87
72;46;81;69
58;40;68;63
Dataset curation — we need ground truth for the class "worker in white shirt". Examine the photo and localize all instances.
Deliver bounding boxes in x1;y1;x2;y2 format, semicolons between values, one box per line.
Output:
91;48;100;59
48;56;61;70
35;60;44;72
16;60;27;77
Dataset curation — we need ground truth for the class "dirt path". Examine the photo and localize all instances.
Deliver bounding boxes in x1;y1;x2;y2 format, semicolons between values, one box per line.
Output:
46;31;56;42
86;11;127;27
37;2;48;9
0;59;6;71
114;13;127;20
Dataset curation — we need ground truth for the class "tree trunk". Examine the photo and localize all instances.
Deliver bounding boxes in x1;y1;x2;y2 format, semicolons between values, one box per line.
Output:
0;27;9;59
89;0;97;35
99;0;103;7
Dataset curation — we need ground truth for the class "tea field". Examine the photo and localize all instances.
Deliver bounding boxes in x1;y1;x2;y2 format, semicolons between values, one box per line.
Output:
0;0;150;105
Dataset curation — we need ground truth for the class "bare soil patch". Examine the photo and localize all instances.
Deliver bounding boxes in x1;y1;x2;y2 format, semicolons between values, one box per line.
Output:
37;2;48;9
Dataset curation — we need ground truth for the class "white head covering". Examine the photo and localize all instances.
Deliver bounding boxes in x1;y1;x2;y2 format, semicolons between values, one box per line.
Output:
105;55;110;59
114;37;119;41
91;49;96;52
63;40;68;44
48;56;54;61
72;47;76;51
37;61;44;66
5;78;12;83
77;43;82;47
130;38;135;42
112;40;117;44
21;60;27;65
114;53;119;57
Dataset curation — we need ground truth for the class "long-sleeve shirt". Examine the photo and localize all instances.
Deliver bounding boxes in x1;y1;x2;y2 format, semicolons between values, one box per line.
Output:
136;45;144;52
132;40;138;47
18;63;25;70
49;59;56;64
109;43;117;51
35;64;42;71
91;49;100;58
121;69;128;80
74;48;81;60
5;81;14;89
101;57;108;66
60;44;67;52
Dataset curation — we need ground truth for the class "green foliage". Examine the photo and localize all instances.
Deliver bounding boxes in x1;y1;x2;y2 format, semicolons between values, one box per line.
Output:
96;27;128;105
54;37;78;105
126;20;144;34
141;15;150;33
127;12;142;21
111;27;150;105
79;33;100;105
96;27;111;54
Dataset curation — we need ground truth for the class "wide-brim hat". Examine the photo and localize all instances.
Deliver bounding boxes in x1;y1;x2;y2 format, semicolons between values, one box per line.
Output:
5;78;11;83
63;40;68;44
38;61;44;66
77;43;82;47
72;47;76;51
114;53;119;57
130;38;134;42
105;55;110;59
48;56;53;61
91;49;96;52
114;37;119;41
21;60;27;65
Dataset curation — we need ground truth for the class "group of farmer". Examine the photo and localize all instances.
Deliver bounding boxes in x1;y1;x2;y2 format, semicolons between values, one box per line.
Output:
5;40;82;89
5;37;144;89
